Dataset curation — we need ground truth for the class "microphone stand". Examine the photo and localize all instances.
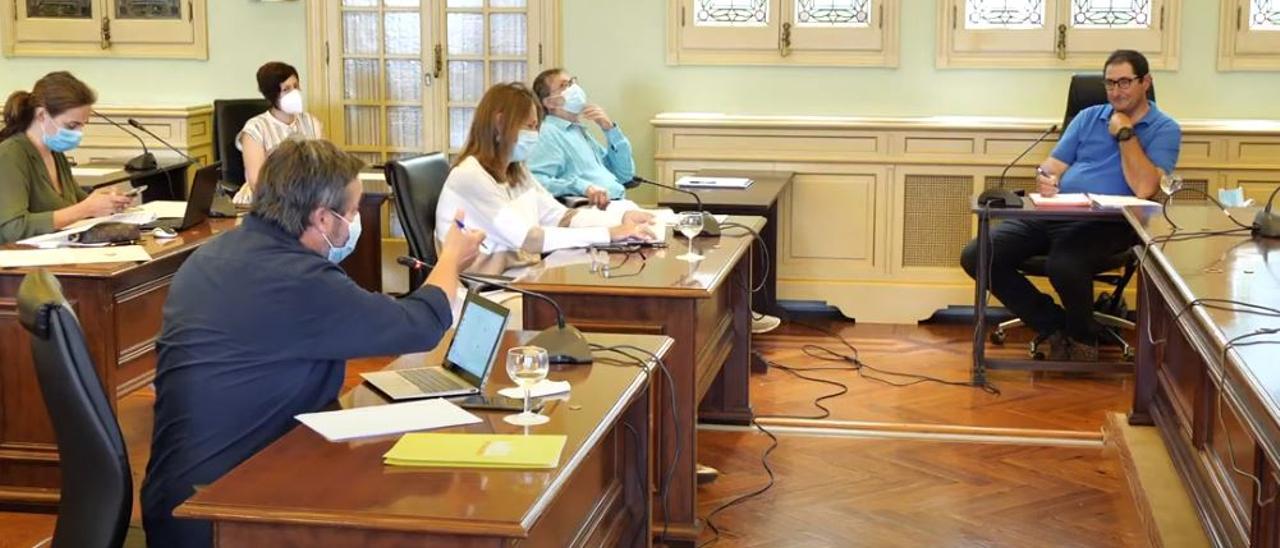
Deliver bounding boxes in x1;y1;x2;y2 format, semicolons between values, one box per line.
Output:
631;176;721;236
93;110;156;171
396;256;593;364
977;124;1058;208
1255;185;1280;238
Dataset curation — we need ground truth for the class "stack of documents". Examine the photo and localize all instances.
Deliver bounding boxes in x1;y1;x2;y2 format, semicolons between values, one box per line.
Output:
1029;193;1162;209
675;176;753;189
296;398;481;442
384;433;568;469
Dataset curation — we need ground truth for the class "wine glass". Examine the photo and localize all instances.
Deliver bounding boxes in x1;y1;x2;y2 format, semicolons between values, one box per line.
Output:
676;211;704;262
503;346;550;426
1160;171;1183;199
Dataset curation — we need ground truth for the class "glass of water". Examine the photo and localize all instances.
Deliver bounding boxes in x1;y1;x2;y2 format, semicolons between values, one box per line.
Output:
504;346;550;426
1160;171;1183;198
676;211;705;262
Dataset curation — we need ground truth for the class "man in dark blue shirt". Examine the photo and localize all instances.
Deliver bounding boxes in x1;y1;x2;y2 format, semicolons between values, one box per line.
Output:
961;50;1181;361
141;139;484;548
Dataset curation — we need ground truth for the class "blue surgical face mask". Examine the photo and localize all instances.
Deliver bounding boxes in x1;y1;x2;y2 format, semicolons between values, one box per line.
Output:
1219;187;1247;208
510;129;540;163
321;209;362;263
41;116;83;153
560;83;587;115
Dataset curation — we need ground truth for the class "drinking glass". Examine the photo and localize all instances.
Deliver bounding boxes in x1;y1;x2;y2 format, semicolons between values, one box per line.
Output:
1160;171;1184;198
676;211;704;262
503;346;550;426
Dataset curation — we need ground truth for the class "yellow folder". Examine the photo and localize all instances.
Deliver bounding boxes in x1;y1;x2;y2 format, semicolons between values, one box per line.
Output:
383;433;568;469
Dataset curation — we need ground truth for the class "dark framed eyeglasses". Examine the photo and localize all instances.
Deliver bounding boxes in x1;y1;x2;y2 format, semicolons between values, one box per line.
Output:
1103;76;1144;90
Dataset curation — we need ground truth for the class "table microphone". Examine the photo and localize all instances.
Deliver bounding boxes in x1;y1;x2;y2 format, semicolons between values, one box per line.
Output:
396;256;593;364
1255;185;1280;238
630;176;721;236
978;124;1058;208
127;118;200;166
93;110;156;171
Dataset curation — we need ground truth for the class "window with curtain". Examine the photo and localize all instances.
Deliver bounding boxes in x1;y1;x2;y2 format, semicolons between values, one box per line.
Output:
669;0;900;66
938;0;1179;69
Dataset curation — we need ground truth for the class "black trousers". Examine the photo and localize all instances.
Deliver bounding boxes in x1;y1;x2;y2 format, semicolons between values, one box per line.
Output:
960;219;1138;342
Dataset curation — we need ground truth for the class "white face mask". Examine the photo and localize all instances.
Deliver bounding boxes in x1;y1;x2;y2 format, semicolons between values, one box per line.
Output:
278;89;304;115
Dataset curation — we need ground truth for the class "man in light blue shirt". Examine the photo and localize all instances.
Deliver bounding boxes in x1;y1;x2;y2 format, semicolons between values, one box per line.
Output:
529;68;635;209
961;49;1181;362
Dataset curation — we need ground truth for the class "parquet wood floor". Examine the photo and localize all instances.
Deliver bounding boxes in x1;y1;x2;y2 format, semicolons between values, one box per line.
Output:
6;320;1145;547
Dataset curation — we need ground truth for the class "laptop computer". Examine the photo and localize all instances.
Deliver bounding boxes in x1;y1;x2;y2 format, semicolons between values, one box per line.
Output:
361;291;511;400
143;162;221;232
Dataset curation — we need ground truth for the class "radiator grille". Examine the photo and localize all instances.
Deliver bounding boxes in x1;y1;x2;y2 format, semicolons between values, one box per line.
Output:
902;174;974;268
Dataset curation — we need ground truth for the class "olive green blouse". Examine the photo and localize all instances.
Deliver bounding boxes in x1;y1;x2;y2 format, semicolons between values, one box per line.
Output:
0;133;87;244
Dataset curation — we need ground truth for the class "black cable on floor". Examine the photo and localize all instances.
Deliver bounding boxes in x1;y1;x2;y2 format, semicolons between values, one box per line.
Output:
697;418;778;548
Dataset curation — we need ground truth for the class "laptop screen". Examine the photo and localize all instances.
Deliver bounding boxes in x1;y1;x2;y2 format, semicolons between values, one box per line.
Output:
445;292;510;386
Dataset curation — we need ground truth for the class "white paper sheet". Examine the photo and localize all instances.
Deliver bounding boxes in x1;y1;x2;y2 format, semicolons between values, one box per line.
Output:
675;176;752;189
18;210;159;247
1087;194;1161;209
0;246;152;268
295;398;482;442
358;171;385;182
1028;193;1091;207
498;379;571;399
71;166;122;177
138;200;188;219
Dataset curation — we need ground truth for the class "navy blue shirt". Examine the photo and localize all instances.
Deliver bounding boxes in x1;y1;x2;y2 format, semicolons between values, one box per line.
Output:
1051;102;1182;196
141;214;452;548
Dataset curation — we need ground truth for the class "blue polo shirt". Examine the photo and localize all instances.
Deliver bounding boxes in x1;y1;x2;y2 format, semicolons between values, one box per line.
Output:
1051;102;1182;196
527;115;635;199
141;214;452;548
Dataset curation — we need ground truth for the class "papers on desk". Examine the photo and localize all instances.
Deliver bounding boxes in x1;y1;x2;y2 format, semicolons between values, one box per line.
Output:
295;398;481;442
675;176;753;189
384;433;567;469
498;379;571;399
357;171;385;182
0;246;152;268
1028;193;1091;207
17;209;158;248
1087;194;1161;209
138;200;188;219
1028;193;1162;210
70;166;122;177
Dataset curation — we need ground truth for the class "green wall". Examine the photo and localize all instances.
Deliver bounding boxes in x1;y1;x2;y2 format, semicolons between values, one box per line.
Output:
0;1;307;105
2;0;1277;176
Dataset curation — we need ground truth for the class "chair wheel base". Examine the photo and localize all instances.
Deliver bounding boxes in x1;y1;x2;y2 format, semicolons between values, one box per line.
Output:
990;330;1007;345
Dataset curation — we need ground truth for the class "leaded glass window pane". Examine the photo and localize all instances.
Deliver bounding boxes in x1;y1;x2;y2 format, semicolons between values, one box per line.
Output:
1251;0;1280;31
1070;0;1151;29
26;0;91;18
694;0;769;27
965;0;1045;30
116;0;180;19
795;0;871;27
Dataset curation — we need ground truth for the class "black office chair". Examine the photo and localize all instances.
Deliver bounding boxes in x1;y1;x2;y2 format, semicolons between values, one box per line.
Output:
989;74;1156;361
212;98;271;192
385;152;451;290
17;270;132;548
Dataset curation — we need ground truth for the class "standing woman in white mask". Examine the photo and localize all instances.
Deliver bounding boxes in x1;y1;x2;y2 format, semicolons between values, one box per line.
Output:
233;61;323;205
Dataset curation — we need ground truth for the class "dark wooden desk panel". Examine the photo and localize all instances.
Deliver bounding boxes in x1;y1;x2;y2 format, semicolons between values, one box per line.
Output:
517;216;764;546
1125;204;1280;547
0;217;236;509
177;331;668;548
76;160;193;202
340;178;390;293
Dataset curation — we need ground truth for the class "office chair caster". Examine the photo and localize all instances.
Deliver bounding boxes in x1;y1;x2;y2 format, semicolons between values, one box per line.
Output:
1122;343;1135;361
990;329;1007;345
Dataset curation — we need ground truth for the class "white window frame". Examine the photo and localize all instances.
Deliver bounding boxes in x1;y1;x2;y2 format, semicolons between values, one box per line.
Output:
937;0;1180;70
1218;0;1280;70
668;0;900;67
1;0;208;59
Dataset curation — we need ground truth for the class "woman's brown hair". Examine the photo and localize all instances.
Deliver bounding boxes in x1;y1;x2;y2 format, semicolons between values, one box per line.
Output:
454;82;539;185
1;71;97;141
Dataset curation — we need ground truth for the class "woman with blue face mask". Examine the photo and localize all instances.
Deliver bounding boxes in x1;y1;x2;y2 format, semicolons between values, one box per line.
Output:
434;82;656;276
0;71;133;244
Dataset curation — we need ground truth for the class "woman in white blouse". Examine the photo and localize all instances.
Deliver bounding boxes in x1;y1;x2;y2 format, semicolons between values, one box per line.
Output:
435;83;654;276
233;61;323;205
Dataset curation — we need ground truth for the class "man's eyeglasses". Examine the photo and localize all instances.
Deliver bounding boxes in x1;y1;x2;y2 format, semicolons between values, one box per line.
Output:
1103;76;1144;91
559;76;578;91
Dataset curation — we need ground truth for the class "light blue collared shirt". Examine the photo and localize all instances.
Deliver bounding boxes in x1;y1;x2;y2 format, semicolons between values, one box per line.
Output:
1051;102;1181;196
527;115;635;199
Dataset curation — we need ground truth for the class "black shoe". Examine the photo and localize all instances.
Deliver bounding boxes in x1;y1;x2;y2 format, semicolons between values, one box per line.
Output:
696;463;720;484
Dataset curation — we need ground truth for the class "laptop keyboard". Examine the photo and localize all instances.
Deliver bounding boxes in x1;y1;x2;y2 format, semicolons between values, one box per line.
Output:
398;369;469;394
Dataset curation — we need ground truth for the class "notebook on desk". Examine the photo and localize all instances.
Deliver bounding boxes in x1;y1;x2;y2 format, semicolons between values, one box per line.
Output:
362;291;510;400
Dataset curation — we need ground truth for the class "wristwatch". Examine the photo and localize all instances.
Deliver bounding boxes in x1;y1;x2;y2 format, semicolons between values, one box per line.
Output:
1115;127;1134;142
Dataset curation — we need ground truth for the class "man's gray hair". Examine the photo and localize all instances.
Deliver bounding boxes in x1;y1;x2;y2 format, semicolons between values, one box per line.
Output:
251;139;365;237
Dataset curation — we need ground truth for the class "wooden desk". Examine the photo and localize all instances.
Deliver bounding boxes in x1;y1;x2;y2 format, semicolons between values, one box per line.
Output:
176;331;669;547
969;199;1132;383
1125;204;1280;547
342;178;390;293
75;159;193;202
516;216;764;546
657;170;790;318
0;217;237;509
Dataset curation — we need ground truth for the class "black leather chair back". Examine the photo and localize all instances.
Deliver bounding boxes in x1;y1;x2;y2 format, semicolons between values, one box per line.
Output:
213;99;271;187
1063;74;1156;130
386;153;451;286
17;270;131;548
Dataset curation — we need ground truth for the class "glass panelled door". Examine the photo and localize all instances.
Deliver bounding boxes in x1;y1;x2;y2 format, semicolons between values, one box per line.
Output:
443;0;533;152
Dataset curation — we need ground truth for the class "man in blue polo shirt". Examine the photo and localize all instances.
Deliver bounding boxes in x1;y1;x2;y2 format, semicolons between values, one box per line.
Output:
528;68;635;209
961;49;1181;361
141;139;484;547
